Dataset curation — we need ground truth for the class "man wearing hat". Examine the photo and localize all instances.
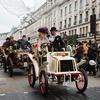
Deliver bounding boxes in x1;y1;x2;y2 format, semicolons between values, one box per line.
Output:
49;27;65;51
49;27;58;42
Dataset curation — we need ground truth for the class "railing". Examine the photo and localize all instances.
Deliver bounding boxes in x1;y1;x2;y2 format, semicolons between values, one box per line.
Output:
78;32;100;38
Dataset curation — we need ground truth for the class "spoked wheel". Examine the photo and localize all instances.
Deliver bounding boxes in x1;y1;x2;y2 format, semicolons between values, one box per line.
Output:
75;68;88;93
8;58;13;77
39;71;48;96
28;64;36;87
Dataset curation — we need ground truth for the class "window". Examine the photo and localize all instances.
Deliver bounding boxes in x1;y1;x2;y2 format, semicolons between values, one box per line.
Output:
69;18;71;27
69;31;71;36
75;1;77;10
83;27;85;35
80;28;82;35
79;14;82;23
64;20;67;28
74;16;77;25
92;8;95;14
60;21;62;29
69;4;72;13
86;0;89;5
86;26;88;34
72;30;74;35
80;0;83;7
54;0;56;3
75;29;77;34
53;23;55;26
65;6;67;15
60;9;63;17
85;11;88;21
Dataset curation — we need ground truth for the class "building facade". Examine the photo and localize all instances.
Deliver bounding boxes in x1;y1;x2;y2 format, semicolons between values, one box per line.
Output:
13;0;100;42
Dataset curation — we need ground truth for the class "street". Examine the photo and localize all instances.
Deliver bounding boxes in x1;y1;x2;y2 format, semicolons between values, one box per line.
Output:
0;66;100;100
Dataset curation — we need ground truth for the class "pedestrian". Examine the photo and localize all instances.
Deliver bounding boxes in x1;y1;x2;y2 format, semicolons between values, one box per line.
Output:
83;41;89;58
88;39;97;75
67;45;72;56
96;43;100;77
75;42;83;63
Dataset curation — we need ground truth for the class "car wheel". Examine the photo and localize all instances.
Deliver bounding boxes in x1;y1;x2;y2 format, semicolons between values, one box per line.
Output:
39;70;48;96
28;64;36;87
75;68;88;93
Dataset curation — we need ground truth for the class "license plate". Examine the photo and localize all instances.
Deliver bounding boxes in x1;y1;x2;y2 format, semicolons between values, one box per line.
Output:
24;62;28;67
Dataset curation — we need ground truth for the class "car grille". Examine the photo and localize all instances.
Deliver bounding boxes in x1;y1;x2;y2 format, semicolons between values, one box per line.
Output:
60;60;74;72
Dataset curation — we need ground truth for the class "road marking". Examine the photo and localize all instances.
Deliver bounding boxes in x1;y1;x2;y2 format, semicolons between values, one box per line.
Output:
0;94;6;96
24;92;29;94
0;78;6;81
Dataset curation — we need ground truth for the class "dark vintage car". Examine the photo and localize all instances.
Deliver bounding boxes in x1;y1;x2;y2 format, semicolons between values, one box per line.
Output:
2;45;33;77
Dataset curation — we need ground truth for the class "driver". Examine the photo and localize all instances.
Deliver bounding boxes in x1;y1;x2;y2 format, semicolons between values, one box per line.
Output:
37;27;49;52
17;35;31;51
37;27;49;66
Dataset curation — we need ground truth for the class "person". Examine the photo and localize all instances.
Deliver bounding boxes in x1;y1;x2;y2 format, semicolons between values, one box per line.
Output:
88;39;97;75
67;45;72;56
49;27;65;51
2;37;11;55
17;35;31;51
37;27;49;66
37;27;49;52
75;42;83;63
2;37;10;49
9;36;17;50
83;41;89;57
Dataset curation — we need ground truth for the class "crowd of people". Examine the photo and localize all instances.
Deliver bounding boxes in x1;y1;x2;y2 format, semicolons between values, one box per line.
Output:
0;27;100;77
67;39;100;77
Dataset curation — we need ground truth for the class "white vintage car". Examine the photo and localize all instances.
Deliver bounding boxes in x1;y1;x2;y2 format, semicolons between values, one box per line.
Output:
28;43;88;96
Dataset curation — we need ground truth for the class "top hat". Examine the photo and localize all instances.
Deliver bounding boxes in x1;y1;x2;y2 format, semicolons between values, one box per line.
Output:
50;27;57;32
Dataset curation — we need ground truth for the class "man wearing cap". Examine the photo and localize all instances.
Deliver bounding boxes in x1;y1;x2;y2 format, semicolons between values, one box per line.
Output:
17;35;31;50
49;27;65;51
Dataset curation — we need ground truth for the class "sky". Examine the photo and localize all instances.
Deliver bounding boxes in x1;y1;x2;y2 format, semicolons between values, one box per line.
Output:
0;0;46;33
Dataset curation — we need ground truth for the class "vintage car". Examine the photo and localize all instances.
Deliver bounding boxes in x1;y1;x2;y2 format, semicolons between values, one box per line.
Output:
28;43;88;96
2;45;34;77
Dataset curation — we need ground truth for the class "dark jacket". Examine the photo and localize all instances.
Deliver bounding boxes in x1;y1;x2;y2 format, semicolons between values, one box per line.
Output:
88;44;97;60
17;39;31;50
52;35;65;51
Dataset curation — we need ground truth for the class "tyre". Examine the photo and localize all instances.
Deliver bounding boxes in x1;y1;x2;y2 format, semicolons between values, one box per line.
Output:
39;70;48;96
28;64;36;87
75;68;88;93
8;58;13;77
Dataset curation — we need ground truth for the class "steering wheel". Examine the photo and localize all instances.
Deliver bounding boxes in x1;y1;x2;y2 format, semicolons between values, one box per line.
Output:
40;43;50;49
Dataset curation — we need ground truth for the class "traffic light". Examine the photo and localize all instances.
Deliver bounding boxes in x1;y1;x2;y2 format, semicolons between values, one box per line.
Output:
90;14;96;34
